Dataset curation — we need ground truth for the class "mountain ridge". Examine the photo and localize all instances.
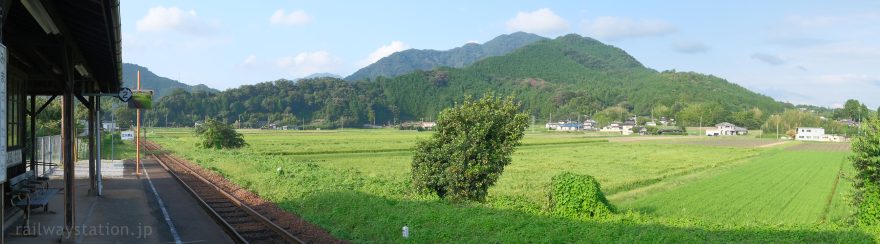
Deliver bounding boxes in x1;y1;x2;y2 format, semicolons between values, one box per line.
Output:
148;33;787;129
345;32;547;81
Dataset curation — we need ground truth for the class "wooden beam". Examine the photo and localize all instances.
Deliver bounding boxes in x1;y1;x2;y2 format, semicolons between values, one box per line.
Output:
34;94;58;115
75;93;92;110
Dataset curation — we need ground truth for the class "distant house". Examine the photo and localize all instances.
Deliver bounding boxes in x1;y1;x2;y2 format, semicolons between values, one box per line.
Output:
705;122;748;136
645;121;657;127
545;122;561;130
621;120;636;135
102;122;118;131
582;119;598;130
556;123;579;131
795;127;847;142
601;121;623;133
420;122;436;130
839;119;859;127
659;117;675;126
600;120;636;135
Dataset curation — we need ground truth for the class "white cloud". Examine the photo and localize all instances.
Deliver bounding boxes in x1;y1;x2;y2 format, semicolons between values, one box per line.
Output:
581;17;675;40
783;13;880;30
751;53;786;66
270;9;312;26
275;51;341;76
506;8;570;35
672;41;709;54
815;74;880;85
803;43;880;61
136;6;216;35
359;41;409;67
240;54;257;67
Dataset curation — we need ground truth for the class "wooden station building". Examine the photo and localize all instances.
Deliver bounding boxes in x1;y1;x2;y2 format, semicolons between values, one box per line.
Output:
1;0;122;241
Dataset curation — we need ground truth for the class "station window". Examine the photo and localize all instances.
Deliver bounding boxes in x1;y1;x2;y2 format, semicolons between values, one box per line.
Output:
7;80;20;148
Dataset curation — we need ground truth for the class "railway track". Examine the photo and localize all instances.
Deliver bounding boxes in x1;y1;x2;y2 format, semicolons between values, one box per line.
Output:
145;142;304;244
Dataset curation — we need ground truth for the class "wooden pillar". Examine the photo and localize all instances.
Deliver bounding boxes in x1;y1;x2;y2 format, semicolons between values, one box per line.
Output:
30;95;36;173
96;96;102;195
62;90;75;239
88;96;96;194
62;41;77;240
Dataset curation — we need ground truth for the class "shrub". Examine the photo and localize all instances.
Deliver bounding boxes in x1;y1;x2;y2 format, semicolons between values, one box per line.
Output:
852;119;880;226
547;172;615;219
859;181;880;226
411;94;529;202
195;118;247;149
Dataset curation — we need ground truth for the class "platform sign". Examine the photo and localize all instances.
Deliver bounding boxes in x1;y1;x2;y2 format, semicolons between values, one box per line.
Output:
121;130;135;141
0;43;7;182
128;90;153;109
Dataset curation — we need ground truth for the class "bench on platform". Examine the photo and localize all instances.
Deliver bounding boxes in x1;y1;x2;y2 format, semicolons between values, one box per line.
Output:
7;171;59;236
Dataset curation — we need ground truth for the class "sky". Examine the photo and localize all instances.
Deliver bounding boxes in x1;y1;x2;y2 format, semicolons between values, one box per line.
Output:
121;1;880;108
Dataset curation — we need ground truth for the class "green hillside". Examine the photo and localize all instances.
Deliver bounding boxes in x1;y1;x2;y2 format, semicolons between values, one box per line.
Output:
122;63;218;100
149;34;787;128
345;32;547;81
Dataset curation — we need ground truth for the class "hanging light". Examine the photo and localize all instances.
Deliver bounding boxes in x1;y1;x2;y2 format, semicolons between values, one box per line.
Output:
21;0;60;35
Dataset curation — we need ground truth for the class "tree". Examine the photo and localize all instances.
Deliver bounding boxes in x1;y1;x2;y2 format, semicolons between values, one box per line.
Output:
676;103;724;127
411;95;529;202
840;99;869;122
785;129;797;139
851;119;880;226
195;118;247;149
594;106;629;126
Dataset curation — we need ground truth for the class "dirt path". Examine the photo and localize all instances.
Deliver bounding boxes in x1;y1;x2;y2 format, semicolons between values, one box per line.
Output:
759;140;790;148
607;136;689;142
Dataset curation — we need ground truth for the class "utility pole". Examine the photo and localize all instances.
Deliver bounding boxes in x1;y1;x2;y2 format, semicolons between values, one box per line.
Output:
775;115;779;139
699;115;703;137
111;103;115;163
136;70;141;175
859;106;862;136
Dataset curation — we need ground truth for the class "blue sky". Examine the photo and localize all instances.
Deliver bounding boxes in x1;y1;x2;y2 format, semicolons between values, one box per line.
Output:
121;1;880;108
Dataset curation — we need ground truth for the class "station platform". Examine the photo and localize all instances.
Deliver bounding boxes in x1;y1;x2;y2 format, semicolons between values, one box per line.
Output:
4;158;234;244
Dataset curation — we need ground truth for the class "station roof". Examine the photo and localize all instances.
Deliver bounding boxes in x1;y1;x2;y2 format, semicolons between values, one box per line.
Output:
3;0;122;95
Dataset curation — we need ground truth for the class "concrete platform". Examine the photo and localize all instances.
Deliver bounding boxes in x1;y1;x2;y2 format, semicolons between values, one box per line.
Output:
4;158;234;244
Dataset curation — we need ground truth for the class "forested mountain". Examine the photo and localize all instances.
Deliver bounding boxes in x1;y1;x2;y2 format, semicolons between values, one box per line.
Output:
303;73;342;79
345;32;547;81
149;34;788;129
122;63;218;100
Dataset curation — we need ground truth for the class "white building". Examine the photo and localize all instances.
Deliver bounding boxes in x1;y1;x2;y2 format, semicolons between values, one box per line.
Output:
102;122;118;131
582;119;598;130
796;127;824;141
601;122;622;133
705;122;748;136
795;127;847;142
600;120;636;135
420;122;436;130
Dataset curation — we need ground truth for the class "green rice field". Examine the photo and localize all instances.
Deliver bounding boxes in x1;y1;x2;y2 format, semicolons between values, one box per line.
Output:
148;128;876;243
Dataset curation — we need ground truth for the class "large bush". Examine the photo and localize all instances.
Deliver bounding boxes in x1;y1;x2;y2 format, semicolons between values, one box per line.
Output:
852;119;880;226
859;181;880;226
547;172;615;219
411;95;529;202
195;119;247;149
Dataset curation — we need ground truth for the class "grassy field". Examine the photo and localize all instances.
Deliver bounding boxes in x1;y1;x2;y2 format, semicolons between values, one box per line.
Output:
147;128;875;242
618;149;852;225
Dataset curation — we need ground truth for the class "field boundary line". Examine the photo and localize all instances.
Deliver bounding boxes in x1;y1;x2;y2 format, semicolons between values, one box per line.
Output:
260;140;608;156
819;161;845;223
